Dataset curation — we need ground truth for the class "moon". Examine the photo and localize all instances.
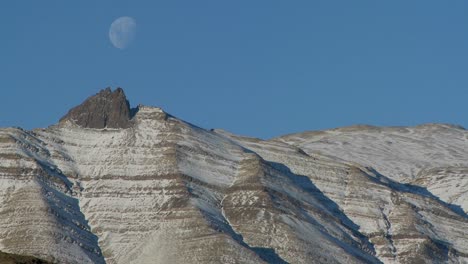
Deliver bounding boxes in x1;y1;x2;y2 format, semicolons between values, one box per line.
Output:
109;17;136;49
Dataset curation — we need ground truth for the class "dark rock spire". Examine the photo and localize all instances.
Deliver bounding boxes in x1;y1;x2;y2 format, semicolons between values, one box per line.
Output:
59;87;134;129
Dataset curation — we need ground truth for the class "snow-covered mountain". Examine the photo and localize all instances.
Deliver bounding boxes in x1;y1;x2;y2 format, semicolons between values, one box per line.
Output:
0;88;467;264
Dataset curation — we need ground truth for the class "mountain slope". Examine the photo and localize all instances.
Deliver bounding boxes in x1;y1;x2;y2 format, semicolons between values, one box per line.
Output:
35;104;378;263
0;88;467;263
217;129;468;263
275;124;468;213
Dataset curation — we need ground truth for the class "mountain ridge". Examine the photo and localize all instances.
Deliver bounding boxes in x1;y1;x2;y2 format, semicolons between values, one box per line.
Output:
0;88;467;264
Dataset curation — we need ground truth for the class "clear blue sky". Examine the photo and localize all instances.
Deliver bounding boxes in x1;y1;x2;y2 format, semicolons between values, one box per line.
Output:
1;1;467;138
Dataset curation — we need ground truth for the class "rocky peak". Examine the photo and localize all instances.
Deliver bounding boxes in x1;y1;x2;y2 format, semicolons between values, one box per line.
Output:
59;87;135;129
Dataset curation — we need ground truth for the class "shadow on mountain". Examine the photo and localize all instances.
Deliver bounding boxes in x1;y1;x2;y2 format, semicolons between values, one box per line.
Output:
366;167;468;219
267;161;381;263
269;162;361;230
34;161;106;264
0;251;51;264
185;180;289;264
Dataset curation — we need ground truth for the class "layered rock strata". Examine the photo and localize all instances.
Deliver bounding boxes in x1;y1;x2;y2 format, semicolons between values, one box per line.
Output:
0;88;467;263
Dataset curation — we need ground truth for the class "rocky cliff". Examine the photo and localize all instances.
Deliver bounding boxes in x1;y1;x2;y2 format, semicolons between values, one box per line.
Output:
59;88;134;129
0;88;467;263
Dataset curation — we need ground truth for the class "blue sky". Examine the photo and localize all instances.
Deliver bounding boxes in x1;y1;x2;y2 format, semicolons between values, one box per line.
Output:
1;1;467;138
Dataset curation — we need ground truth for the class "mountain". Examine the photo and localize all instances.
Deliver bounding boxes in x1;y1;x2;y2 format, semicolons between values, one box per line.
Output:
0;88;467;264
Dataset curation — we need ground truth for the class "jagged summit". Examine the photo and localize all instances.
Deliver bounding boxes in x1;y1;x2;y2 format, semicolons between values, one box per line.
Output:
59;87;136;129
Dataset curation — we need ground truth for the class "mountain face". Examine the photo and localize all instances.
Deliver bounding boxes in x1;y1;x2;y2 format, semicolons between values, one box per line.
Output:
0;88;467;264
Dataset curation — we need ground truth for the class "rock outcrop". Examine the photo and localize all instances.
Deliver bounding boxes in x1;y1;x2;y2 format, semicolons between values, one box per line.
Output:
0;88;467;263
59;88;134;129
